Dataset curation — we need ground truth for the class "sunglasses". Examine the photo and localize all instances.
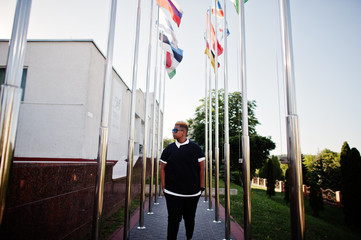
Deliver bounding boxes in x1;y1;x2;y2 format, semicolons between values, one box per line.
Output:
172;128;184;133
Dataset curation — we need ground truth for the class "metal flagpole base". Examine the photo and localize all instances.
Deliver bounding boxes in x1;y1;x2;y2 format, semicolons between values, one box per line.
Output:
137;226;146;230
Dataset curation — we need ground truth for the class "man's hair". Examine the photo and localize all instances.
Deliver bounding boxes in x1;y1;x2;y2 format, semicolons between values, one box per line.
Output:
175;121;188;133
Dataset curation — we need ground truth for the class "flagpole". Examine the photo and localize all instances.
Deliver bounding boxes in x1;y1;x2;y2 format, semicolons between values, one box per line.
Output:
159;49;166;198
222;1;231;239
237;0;251;239
154;36;164;205
279;0;305;239
207;7;213;212
204;33;209;203
138;0;154;230
213;0;221;224
91;0;117;239
124;0;142;239
148;5;160;214
0;0;32;227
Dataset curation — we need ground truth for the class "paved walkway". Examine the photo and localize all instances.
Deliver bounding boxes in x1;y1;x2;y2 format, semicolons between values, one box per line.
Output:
108;196;244;240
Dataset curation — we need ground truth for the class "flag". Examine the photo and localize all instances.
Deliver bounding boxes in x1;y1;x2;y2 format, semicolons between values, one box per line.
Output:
211;1;230;39
159;9;178;49
211;0;224;18
165;52;178;79
229;0;248;14
219;22;230;40
206;12;224;56
159;33;183;64
155;0;183;27
204;42;220;72
158;11;183;79
159;33;183;79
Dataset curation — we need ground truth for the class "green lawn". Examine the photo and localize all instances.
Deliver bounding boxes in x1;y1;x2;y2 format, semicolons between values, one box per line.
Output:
78;198;140;240
96;178;361;240
215;178;361;240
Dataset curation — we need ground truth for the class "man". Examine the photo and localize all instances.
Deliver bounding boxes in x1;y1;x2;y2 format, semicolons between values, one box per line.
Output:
160;121;205;240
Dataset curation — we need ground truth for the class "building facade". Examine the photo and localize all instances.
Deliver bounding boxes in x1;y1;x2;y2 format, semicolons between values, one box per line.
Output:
0;40;161;239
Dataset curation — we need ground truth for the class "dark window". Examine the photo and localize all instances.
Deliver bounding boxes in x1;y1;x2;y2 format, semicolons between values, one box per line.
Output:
0;68;27;101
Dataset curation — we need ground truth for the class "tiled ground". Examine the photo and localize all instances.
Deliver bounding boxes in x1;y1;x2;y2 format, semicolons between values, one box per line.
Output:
129;197;234;240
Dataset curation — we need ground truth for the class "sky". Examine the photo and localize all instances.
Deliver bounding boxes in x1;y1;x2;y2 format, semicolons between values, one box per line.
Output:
1;0;360;156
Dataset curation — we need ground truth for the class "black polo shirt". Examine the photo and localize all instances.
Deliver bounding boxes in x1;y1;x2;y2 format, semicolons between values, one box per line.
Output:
160;139;205;197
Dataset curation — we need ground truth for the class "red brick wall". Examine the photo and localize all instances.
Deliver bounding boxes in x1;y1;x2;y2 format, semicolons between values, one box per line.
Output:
1;157;151;239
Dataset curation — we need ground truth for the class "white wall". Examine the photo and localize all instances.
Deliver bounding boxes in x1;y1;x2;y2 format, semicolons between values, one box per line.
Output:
0;40;161;178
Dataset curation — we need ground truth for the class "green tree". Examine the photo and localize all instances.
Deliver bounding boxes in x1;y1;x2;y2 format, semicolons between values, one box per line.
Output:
284;168;290;203
340;142;361;227
303;154;314;184
301;155;310;186
309;155;324;216
312;149;341;190
304;154;315;172
309;181;324;217
248;136;276;177
283;156;308;203
188;90;275;181
259;156;284;181
266;159;276;197
163;137;174;148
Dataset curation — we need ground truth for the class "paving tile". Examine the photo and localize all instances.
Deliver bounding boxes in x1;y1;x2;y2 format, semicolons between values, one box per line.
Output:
129;197;235;240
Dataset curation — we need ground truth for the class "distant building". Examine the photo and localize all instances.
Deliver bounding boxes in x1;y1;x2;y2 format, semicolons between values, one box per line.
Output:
0;40;161;239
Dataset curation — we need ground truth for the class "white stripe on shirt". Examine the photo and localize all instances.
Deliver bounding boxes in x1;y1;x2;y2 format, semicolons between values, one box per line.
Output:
164;189;201;197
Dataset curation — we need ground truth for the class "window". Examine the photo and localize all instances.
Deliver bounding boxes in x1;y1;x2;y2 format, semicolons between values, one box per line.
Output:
0;68;27;101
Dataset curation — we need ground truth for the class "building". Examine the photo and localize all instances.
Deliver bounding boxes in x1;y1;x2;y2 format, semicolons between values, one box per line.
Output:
0;40;161;239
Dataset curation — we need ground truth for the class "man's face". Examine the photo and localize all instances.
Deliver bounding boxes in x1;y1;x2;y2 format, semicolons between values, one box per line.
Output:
172;124;184;139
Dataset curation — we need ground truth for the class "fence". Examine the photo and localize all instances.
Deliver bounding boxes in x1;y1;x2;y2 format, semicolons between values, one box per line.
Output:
252;177;342;205
252;177;284;192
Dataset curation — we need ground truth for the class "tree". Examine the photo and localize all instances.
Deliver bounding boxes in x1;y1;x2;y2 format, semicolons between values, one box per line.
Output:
282;156;308;203
309;155;324;216
284;168;290;203
259;156;284;181
163;137;174;148
188;90;275;182
312;149;341;191
309;181;324;217
248;136;276;177
301;155;310;186
266;159;276;197
340;142;361;227
303;154;315;172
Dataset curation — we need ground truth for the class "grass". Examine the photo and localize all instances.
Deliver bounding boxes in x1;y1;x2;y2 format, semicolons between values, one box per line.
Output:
214;178;361;240
87;177;361;240
100;198;140;240
80;198;141;240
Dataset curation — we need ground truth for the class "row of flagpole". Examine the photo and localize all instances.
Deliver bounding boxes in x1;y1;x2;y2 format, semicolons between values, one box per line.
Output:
125;0;183;239
202;0;253;238
203;0;305;239
0;0;305;240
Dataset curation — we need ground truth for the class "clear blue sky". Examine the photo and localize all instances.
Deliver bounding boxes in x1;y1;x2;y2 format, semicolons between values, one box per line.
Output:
1;0;360;155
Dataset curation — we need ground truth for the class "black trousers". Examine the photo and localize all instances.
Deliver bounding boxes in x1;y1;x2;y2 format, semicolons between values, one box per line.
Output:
164;193;200;240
